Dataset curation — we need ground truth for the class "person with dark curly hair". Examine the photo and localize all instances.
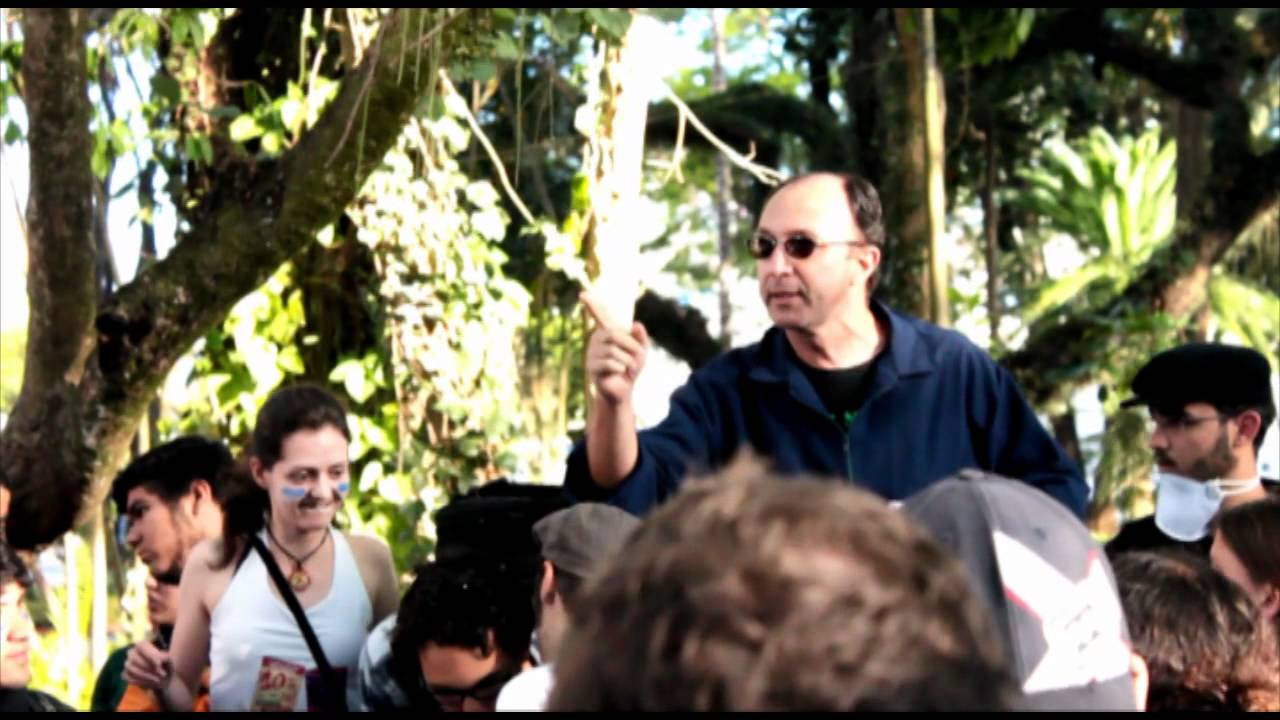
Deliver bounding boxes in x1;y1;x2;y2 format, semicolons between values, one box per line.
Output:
1113;550;1280;712
391;561;537;712
355;482;566;711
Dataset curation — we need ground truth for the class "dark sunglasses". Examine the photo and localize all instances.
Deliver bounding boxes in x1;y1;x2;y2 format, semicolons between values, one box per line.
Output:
748;233;871;260
426;664;521;710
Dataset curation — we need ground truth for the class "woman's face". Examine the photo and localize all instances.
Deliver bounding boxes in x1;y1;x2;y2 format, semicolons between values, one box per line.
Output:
1210;530;1278;619
254;425;351;533
1;580;33;688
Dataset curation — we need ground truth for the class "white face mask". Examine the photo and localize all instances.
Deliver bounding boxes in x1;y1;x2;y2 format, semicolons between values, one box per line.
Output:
1153;471;1261;542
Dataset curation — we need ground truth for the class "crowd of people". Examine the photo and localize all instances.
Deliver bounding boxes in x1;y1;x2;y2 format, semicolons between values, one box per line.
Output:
2;171;1277;712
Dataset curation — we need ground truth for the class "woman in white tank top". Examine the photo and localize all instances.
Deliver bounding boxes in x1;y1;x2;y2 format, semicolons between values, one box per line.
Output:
123;385;400;711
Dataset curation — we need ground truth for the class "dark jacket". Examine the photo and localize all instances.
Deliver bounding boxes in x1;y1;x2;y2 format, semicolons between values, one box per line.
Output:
567;301;1087;517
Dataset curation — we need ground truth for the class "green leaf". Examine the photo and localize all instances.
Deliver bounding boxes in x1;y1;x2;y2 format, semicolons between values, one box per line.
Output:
277;345;305;375
316;224;336;248
228;114;263;142
492;35;522;61
469;60;497;82
549;13;581;45
280;98;303;135
4;121;21;144
184;134;214;166
586;8;633;40
172;13;192;47
286;290;306;326
359;460;384;493
643;8;685;23
1024;262;1117;323
151;74;181;107
329;358;363;383
261;131;283;154
1014;9;1036;46
331;359;375;404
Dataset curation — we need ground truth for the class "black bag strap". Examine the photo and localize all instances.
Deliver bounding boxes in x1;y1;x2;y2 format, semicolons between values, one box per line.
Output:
250;534;349;712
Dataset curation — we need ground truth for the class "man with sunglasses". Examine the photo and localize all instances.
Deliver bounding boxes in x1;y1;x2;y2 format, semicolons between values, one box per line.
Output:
568;171;1086;517
91;436;230;711
1106;343;1277;558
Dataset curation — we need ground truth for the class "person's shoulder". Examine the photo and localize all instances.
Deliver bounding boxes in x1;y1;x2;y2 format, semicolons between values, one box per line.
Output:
186;537;226;574
29;689;75;712
345;532;394;567
496;664;555;712
693;327;786;381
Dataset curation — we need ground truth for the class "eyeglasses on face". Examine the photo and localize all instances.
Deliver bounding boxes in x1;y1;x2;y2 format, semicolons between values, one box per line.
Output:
748;232;872;260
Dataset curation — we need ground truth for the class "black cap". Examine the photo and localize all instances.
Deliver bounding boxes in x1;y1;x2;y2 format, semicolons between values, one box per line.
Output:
1122;343;1273;412
434;480;570;564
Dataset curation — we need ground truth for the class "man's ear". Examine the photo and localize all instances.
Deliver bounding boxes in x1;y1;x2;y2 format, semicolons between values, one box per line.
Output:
1259;583;1280;621
471;629;499;660
187;478;212;511
540;560;557;606
1129;652;1149;711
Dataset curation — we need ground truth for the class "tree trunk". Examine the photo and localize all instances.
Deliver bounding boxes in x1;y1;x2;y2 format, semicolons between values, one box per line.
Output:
981;128;1000;345
711;8;733;346
3;8;98;550
890;7;931;316
1051;411;1083;472
582;13;652;424
3;9;476;549
921;8;949;327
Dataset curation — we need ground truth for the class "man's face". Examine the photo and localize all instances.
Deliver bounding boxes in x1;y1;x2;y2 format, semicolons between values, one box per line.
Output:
0;580;33;688
754;175;879;334
1148;402;1237;481
123;486;199;583
419;641;519;712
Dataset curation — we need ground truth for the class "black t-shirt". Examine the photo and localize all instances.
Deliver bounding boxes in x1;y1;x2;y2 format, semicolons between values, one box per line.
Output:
793;346;878;429
0;688;74;712
1103;516;1211;559
1104;478;1280;559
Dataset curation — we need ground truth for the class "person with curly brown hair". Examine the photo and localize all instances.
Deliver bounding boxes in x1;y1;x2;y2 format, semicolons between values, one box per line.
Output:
1113;550;1280;712
1212;499;1280;626
548;458;1016;711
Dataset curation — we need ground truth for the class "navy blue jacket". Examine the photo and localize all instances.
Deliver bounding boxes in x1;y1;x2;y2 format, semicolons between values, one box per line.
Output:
566;301;1088;517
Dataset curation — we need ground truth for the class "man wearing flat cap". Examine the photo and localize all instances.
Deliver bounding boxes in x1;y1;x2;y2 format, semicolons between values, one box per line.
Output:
1106;343;1278;557
495;503;640;711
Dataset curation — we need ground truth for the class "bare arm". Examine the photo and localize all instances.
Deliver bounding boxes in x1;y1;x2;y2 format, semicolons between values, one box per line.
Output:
349;534;400;625
122;540;218;710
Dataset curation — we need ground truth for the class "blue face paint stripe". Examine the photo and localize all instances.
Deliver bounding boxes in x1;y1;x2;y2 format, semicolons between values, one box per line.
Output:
280;486;309;501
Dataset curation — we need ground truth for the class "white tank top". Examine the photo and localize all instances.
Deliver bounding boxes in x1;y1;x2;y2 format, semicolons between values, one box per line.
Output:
209;529;373;711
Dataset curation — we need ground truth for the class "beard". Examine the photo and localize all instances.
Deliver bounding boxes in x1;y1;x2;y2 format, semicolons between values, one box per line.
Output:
1185;428;1236;480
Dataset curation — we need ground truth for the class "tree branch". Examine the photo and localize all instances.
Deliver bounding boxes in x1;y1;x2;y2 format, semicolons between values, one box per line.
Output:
1;9;97;549
4;8;472;548
1022;9;1234;109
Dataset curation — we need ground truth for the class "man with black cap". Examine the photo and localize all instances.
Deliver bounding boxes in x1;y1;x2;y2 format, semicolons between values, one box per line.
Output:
496;503;639;711
1106;343;1278;557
